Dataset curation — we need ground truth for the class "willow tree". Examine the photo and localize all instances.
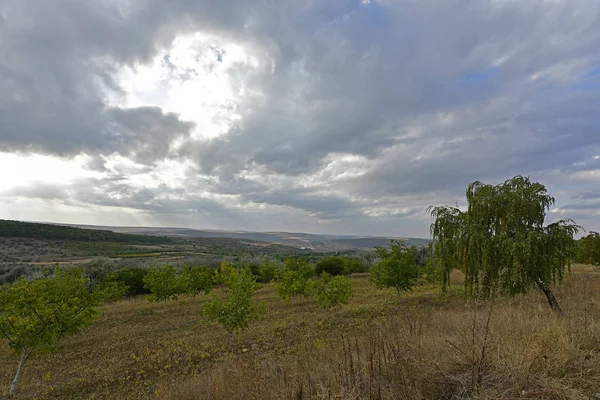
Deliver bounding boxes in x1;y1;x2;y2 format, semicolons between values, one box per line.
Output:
428;176;579;312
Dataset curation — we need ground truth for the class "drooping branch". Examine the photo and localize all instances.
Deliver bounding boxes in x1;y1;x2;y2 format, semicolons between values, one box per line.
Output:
429;176;579;307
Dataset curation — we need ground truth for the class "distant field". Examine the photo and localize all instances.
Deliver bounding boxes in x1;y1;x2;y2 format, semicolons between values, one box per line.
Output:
1;270;598;399
50;222;431;251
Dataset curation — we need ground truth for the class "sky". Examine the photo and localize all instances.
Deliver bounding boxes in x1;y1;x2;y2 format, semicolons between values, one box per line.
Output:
1;0;600;238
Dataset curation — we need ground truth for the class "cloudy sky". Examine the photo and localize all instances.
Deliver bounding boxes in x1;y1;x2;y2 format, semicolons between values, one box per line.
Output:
1;0;600;237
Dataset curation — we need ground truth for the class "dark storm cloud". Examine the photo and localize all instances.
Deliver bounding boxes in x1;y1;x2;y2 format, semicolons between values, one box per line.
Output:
0;0;194;162
241;189;360;219
2;0;600;234
104;106;194;164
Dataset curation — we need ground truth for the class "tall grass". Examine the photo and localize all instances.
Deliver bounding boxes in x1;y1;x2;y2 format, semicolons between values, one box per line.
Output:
165;273;600;400
1;268;599;399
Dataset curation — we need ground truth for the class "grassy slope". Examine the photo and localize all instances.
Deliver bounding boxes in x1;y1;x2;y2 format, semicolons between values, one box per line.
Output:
1;266;599;399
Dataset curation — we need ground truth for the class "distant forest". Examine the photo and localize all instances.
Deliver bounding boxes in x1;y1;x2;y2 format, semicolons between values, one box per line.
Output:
0;220;177;244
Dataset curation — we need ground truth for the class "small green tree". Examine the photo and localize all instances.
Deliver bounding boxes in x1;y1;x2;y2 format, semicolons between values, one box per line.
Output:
81;257;114;290
96;281;128;311
371;240;420;295
315;256;347;276
576;232;600;266
143;265;182;310
105;267;150;296
180;265;214;300
215;261;238;287
0;268;102;395
313;272;353;309
428;175;580;312
342;257;364;274
258;259;282;283
276;258;314;304
203;267;266;346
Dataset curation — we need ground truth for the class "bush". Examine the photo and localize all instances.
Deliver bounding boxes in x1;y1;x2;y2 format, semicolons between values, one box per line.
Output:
313;272;353;309
276;258;314;304
342;257;366;274
577;232;600;266
215;261;239;287
143;265;182;309
203;267;266;346
96;281;128;304
0;265;29;285
81;258;115;290
258;259;282;283
371;241;420;295
180;265;214;300
105;267;150;296
315;256;346;276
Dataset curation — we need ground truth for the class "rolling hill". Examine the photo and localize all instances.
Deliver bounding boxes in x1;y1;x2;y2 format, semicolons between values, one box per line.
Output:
50;222;430;251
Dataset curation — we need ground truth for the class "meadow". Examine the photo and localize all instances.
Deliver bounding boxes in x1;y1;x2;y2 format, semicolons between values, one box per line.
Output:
1;266;598;399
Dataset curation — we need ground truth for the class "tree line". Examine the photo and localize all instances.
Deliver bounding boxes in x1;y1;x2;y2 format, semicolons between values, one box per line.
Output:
0;220;177;244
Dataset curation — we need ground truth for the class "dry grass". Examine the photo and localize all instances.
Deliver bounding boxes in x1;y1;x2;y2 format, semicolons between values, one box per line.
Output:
1;270;599;399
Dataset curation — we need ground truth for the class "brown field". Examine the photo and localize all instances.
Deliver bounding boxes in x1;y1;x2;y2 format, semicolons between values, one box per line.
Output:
1;268;599;399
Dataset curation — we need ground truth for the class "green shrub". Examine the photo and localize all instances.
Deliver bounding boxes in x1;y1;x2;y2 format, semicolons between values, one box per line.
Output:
180;265;214;300
313;272;353;309
370;240;420;295
105;267;150;296
96;281;128;303
276;258;314;304
315;256;346;276
577;232;600;266
203;267;266;346
215;261;238;287
143;265;182;309
258;259;282;283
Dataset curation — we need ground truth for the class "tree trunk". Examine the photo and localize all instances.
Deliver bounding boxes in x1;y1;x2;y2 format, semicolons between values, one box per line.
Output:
535;277;562;314
10;347;28;395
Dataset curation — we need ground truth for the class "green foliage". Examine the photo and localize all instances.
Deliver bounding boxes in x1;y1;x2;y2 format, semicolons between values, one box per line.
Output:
203;267;266;340
143;265;182;306
96;281;128;303
0;268;102;393
276;258;314;303
414;246;430;267
315;256;347;276
258;259;282;283
370;240;420;294
180;265;214;299
0;264;34;285
81;258;115;290
342;257;365;274
313;272;353;309
215;261;239;287
106;267;150;296
429;175;580;298
576;232;600;266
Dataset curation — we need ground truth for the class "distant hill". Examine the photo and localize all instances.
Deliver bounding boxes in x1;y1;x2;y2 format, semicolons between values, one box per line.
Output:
50;222;430;251
0;219;178;244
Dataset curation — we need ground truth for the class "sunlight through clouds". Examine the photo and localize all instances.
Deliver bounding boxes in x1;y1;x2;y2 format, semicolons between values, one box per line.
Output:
115;32;264;140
